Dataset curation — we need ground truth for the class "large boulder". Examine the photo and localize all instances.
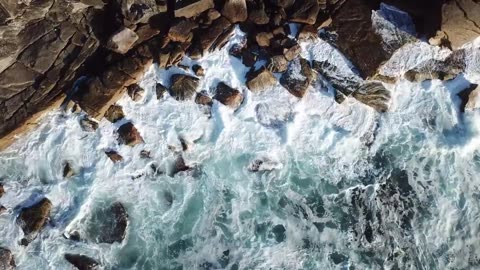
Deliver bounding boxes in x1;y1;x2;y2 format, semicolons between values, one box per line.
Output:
289;0;320;24
246;67;277;92
117;122;144;146
352;81;390;112
104;105;125;123
64;254;99;270
17;198;52;245
437;0;480;49
280;58;313;98
168;19;198;43
403;49;466;82
174;0;214;18
214;82;243;109
221;0;248;23
169;74;200;100
87;202;129;244
312;60;363;96
0;248;15;270
191;16;233;54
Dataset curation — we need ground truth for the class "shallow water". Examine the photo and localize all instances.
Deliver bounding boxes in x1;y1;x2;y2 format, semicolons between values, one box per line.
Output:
1;28;480;270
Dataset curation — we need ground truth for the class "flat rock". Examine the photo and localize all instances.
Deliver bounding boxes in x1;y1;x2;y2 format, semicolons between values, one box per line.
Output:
107;27;139;54
17;198;52;245
222;0;248;23
64;254;99;270
246;67;277;92
280;58;313;98
174;0;214;18
352;81;390;112
214;82;243;109
117;122;144;146
169;74;199;100
0;248;15;270
104;105;125;123
439;0;480;49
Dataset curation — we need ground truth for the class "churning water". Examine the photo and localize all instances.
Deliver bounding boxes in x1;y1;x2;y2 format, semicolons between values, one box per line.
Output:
1;27;480;269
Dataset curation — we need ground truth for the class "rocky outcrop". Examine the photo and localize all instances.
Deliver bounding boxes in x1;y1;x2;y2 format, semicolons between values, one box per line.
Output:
117;122;144;146
65;254;99;270
127;84;144;102
107;27;138;54
457;83;479;112
214;82;243;109
169;74;200;100
17;198;52;245
0;248;15;270
352;81;390;112
437;0;480;49
280;58;313;98
246;67;277;92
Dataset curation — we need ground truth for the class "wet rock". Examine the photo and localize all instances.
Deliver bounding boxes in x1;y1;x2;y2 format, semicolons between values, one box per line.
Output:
105;150;123;163
214;82;243;109
267;55;289;73
312;60;362;96
174;0;214;18
140;150;151;159
0;248;15;270
289;0;320;25
438;0;480;49
246;67;277;92
247;0;270;25
465;85;480;111
155;83;168;100
107;27;139;54
457;84;479;113
0;184;4;198
352;81;390;112
271;224;286;243
193;17;233;54
127;84;144;102
169;74;200;101
92;202;129;244
221;0;248;23
104;105;125;123
80;117;99;132
403;49;466;82
117;122;144;146
329;252;348;265
168;19;198;43
248;157;282;172
171;155;191;176
192;65;205;76
271;0;295;9
17;198;52;244
195;92;213;106
280;58;313;98
64;254;99;270
0;206;6;214
63;162;75;178
256;32;274;47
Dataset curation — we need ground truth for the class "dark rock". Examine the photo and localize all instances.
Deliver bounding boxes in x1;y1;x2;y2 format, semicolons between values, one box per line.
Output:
222;0;248;23
0;184;4;198
107;27;139;54
169;74;200;100
195;92;213;106
193;16;233;54
271;224;286;243
214;82;243;109
127;84;144;102
105;150;123;163
246;67;277;92
92;202;128;244
156;83;168;99
247;0;270;25
168;19;198;43
104;105;125;123
140;150;151;159
329;252;347;265
457;84;479;113
80;117;99;132
289;0;320;24
0;248;15;270
171;155;191;176
280;58;313;98
352;81;390;112
312;60;362;96
267;55;289;73
17;198;52;244
63;162;75;178
174;0;215;18
64;254;99;270
117;122;144;146
192;65;205;76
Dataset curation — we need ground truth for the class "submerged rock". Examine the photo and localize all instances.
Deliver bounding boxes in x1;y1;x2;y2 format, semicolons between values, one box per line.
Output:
80;118;99;132
91;202;129;244
0;248;15;270
105;150;124;163
246;67;277;92
248;157;282;172
214;82;243;109
192;65;205;76
104;105;125;123
17;198;52;245
63;162;75;178
280;58;313;98
155;83;168;100
117;122;144;146
0;206;6;214
169;74;200;101
64;254;99;270
352;81;390;112
312;60;362;97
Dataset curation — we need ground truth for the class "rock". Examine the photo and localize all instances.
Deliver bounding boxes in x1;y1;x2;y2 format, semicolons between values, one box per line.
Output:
0;184;4;198
17;198;52;244
140;150;151;159
0;248;15;270
192;16;233;54
246;67;277;92
105;150;123;163
248;157;282;172
63;162;75;178
92;202;129;244
117;122;144;146
271;224;286;243
80;117;99;132
280;58;313;98
104;105;125;123
312;60;362;96
168;19;198;43
127;84;144;102
457;84;479;112
192;65;205;76
107;27;139;54
169;74;200;100
0;206;6;214
222;0;248;23
174;0;215;18
65;254;99;270
289;0;320;24
247;0;270;25
171;155;191;176
214;82;243;109
267;55;289;73
198;9;222;25
195;92;213;106
255;32;274;47
403;49;466;82
241;49;257;67
438;0;480;49
352;81;390;112
155;83;168;100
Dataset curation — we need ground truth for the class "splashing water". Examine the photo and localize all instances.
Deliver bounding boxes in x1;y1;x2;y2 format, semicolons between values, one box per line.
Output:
1;28;480;270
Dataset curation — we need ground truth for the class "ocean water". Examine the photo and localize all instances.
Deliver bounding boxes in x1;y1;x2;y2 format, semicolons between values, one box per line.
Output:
1;27;480;270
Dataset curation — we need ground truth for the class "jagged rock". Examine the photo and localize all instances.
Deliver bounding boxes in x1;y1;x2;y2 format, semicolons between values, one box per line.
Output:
312;60;362;96
117;122;143;146
195;92;213;106
192;65;205;76
457;84;479;112
0;248;15;270
91;202;128;244
107;27;139;54
198;9;222;24
267;55;289;73
272;38;300;61
63;162;75;178
169;74;200;100
104;105;125;123
0;184;4;198
80;117;99;132
17;198;52;245
105;150;123;163
168;19;198;43
193;16;233;54
222;0;248;23
280;58;313;98
256;32;274;47
352;81;390;112
64;254;99;270
127;84;144;102
214;82;243;109
174;0;215;18
155;83;168;99
171;156;191;175
289;0;320;24
246;67;277;92
438;0;480;49
247;0;270;25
